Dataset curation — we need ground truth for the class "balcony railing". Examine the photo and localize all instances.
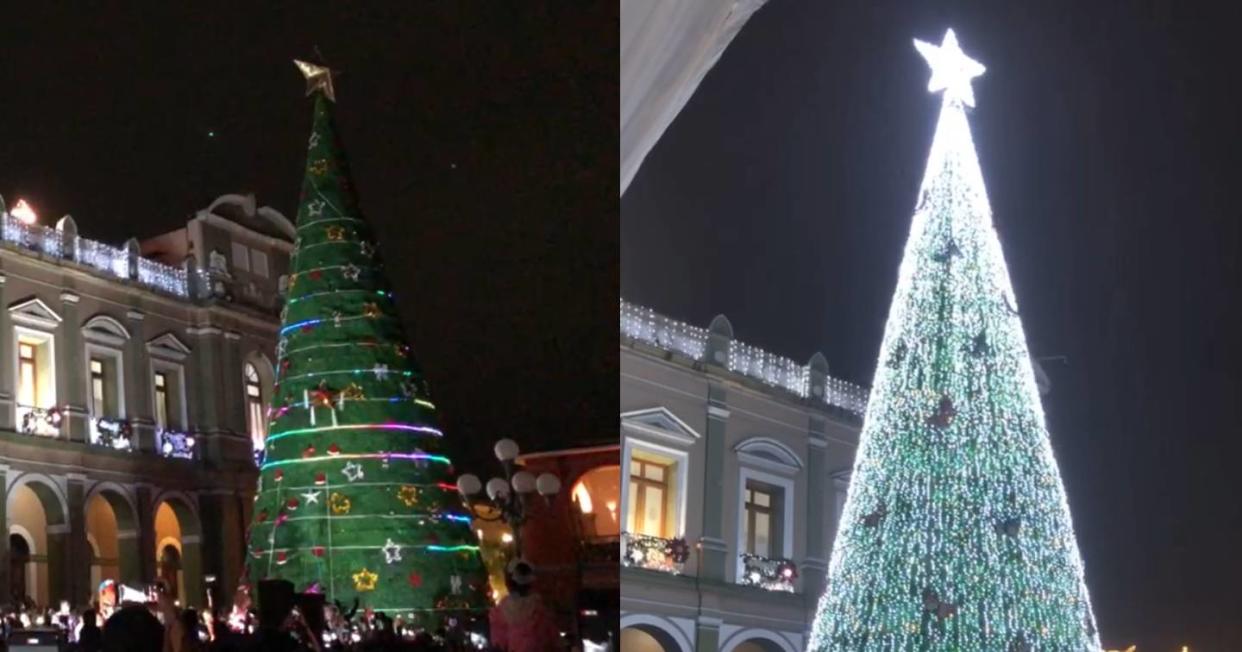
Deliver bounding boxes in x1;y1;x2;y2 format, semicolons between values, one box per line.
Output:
17;405;62;436
621;299;869;416
739;553;798;592
1;212;190;298
89;416;134;452
621;532;689;575
159;430;197;459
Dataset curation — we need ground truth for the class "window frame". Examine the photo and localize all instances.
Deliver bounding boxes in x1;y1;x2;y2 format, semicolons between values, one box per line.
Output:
83;343;126;420
149;360;187;432
628;457;672;538
620;438;689;540
244;362;266;451
735;465;796;581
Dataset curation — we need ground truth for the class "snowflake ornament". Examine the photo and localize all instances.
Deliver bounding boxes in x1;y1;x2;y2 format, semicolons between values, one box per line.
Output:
306;199;326;218
341;263;360;281
342;461;365;482
373;363;389;381
301;490;321;505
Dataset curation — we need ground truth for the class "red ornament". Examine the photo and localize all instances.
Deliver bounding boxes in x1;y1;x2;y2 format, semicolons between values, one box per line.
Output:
312;546;325;558
408;572;423;589
303;445;316;458
256;510;268;523
314;472;327;485
274;470;284;482
276;551;288;565
309;269;323;281
286;497;300;511
328;443;341;456
251;549;264;559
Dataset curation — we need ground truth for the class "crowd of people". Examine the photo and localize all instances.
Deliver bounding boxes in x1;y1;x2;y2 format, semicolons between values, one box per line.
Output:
0;559;585;652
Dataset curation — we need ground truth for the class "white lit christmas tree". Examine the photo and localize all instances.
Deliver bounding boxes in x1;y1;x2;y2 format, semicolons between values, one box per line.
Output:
808;30;1102;652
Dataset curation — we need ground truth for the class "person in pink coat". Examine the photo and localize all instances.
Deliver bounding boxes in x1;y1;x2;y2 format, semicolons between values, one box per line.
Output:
489;559;562;652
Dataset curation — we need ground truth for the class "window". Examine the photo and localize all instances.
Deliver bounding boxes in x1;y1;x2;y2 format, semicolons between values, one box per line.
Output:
154;372;169;431
90;359;105;414
743;481;783;557
627;457;671;538
14;325;58;436
18;343;37;408
245;363;265;452
231;242;250;272
251;250;269;278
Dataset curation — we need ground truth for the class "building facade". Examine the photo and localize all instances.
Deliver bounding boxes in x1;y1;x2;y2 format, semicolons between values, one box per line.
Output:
0;193;290;610
517;443;620;647
619;300;866;652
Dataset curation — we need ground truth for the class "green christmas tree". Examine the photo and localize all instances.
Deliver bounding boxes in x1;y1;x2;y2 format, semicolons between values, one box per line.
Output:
243;60;489;623
808;31;1101;651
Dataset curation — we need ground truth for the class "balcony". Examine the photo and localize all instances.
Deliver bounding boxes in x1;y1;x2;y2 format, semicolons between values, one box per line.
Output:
621;532;689;575
738;553;798;592
17;405;62;436
159;430;197;459
89;416;134;452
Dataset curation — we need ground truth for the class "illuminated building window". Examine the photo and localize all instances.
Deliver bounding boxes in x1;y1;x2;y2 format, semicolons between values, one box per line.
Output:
245;363;266;452
743;481;783;558
627;457;673;538
154;372;169;431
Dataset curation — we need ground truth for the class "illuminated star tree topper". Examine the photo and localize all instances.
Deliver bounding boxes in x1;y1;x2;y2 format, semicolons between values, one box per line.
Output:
913;28;986;107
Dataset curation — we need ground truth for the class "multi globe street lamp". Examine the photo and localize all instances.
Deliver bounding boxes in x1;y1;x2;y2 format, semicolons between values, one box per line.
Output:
456;438;561;557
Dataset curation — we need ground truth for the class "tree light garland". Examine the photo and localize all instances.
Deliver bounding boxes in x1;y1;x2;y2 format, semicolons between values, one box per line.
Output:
807;29;1101;652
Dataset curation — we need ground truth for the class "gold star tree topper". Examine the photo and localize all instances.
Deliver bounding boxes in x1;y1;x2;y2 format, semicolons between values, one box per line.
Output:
294;59;336;102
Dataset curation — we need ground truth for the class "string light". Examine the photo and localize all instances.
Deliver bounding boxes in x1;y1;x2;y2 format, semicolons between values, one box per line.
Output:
265;422;443;443
808;29;1100;652
260;451;451;470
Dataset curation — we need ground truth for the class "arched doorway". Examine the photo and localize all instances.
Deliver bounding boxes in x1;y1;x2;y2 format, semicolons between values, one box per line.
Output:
571;465;621;539
157;543;182;603
85;485;141;587
9;533;31;605
153;494;202;607
7;476;67;606
620;626;680;652
732;641;785;652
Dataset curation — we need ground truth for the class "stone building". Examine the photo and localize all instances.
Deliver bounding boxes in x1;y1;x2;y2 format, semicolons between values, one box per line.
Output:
0;193;289;609
619;300;866;652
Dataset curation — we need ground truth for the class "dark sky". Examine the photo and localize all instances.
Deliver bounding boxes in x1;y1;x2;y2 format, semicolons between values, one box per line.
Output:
623;1;1241;649
0;4;618;472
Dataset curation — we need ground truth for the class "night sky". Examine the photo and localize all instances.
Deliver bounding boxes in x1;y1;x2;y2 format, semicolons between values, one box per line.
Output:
623;1;1241;649
0;4;618;472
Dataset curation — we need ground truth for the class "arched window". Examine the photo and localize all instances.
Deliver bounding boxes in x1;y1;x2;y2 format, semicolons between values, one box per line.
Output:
244;363;265;453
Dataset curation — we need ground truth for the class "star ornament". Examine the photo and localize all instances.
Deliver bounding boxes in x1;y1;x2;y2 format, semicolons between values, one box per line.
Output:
294;59;336;102
382;538;403;564
914;29;985;107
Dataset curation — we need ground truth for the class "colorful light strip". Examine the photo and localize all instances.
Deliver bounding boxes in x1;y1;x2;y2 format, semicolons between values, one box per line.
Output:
260;451;451;470
297;216;364;230
275;368;415;384
268;397;436;421
265;422;443;443
280;314;393;335
288;289;391;305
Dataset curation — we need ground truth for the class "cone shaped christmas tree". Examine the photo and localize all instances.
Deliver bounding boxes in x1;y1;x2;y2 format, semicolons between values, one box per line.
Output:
243;61;489;622
808;31;1101;651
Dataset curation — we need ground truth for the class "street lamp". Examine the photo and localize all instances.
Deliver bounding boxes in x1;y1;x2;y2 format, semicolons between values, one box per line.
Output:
456;438;561;557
